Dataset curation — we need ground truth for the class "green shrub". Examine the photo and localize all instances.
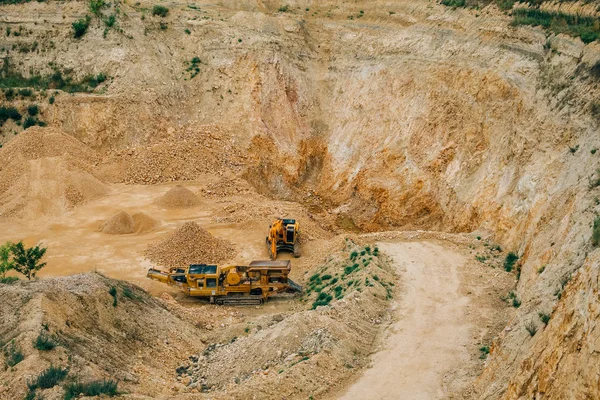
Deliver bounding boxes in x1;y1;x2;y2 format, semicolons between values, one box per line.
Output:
23;116;37;129
3;341;24;367
109;286;118;307
27;365;68;390
512;297;521;308
372;247;379;256
89;0;106;15
0;106;21;124
278;5;289;12
152;5;169;17
104;14;116;28
479;345;490;359
592;216;600;247
72;16;91;38
312;292;333;309
184;28;191;34
19;88;33;97
27;104;39;116
441;0;466;7
49;96;55;104
321;274;332;280
538;312;551;325
343;263;360;276
504;252;518;272
34;331;58;351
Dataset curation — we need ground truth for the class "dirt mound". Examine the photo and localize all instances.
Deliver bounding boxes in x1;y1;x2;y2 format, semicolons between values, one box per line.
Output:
145;222;234;267
100;211;135;234
132;212;161;234
100;211;161;234
155;185;200;209
0;273;205;400
0;127;106;220
174;242;397;399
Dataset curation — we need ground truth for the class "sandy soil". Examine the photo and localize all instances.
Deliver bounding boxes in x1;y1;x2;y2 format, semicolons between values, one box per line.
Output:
338;240;513;400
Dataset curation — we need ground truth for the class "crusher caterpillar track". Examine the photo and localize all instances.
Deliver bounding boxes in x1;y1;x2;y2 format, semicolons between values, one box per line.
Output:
147;260;302;305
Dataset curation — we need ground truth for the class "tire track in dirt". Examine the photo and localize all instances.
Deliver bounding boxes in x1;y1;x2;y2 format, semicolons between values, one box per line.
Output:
340;241;472;400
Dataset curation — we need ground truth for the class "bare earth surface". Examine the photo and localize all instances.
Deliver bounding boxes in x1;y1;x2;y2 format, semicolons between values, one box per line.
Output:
340;241;505;400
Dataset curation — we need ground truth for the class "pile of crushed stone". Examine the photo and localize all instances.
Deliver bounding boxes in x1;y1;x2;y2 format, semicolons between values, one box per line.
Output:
145;222;234;267
155;185;201;209
100;211;160;234
99;125;245;184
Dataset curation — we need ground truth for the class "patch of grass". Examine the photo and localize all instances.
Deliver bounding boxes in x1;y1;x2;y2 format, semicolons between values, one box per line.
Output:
537;265;546;274
64;379;118;400
0;276;19;284
122;286;141;301
72;15;91;38
3;340;24;367
538;311;551;325
592;216;600;247
511;9;600;44
109;286;118;307
441;0;466;8
34;332;58;351
504;252;518;272
152;5;169;17
27;365;68;390
525;320;538;337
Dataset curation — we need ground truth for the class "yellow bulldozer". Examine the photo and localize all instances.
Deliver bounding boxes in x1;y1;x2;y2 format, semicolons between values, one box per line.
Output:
266;218;300;260
147;260;302;305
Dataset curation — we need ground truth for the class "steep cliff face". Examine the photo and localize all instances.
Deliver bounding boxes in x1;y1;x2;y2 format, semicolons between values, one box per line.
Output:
1;0;600;397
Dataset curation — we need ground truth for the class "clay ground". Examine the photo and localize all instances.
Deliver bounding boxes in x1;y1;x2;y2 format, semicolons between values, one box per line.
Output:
0;178;515;399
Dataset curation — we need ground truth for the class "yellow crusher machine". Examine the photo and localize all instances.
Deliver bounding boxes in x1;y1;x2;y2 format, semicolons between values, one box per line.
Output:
147;260;302;305
266;218;300;260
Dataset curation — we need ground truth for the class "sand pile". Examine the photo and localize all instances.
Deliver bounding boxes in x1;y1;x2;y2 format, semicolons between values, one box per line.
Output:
145;222;234;267
155;185;200;209
132;212;161;234
100;211;135;234
0;127;106;220
100;211;161;234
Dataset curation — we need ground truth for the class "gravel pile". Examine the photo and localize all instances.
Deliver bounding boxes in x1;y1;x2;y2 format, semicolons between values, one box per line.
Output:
155;185;200;209
145;222;234;267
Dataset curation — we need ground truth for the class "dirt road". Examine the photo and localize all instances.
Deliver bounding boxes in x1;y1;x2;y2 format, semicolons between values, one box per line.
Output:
340;241;473;400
